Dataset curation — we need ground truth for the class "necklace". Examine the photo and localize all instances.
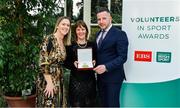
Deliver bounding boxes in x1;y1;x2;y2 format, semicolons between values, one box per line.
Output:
77;41;87;48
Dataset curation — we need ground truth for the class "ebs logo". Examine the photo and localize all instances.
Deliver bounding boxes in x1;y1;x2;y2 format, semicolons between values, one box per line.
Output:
134;51;152;62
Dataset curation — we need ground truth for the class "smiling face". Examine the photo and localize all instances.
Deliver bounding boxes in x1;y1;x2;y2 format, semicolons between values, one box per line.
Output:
97;11;112;30
76;25;87;41
74;20;89;42
57;19;70;36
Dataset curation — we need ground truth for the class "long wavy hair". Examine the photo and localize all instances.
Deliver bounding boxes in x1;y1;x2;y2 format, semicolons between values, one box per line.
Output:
53;16;72;46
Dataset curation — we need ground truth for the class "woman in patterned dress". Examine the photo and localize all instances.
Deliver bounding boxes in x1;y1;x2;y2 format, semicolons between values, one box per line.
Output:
64;20;97;107
36;16;71;107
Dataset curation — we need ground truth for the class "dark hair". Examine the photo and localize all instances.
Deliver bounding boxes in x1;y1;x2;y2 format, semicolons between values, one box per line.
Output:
96;7;110;14
74;20;89;41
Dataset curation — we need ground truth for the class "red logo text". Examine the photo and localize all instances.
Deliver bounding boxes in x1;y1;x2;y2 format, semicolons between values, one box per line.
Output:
134;51;152;62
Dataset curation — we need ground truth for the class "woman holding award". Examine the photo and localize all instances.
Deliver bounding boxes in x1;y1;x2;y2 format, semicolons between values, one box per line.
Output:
64;20;97;107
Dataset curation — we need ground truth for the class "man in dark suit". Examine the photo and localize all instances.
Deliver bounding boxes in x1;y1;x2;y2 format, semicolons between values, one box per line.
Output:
93;7;129;107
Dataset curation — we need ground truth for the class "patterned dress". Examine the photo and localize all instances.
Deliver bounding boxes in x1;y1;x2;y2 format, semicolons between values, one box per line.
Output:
36;34;68;107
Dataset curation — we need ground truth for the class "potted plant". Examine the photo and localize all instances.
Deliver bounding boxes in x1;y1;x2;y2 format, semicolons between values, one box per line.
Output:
0;20;39;107
0;1;40;107
0;0;67;107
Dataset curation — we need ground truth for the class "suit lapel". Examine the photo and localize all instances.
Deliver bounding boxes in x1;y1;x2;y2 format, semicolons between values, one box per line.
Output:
98;27;113;49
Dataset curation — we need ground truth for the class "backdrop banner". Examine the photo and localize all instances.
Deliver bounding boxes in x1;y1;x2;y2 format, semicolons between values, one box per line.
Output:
121;0;180;107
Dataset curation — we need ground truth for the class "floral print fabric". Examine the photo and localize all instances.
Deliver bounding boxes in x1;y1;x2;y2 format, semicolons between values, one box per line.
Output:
36;34;67;107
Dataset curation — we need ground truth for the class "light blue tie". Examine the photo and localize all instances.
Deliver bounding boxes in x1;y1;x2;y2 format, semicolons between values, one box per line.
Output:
98;30;105;48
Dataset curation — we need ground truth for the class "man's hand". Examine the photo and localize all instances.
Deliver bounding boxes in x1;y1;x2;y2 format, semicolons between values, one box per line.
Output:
93;65;107;74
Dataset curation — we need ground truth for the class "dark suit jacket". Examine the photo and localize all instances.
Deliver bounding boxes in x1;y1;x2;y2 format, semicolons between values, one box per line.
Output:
96;26;129;83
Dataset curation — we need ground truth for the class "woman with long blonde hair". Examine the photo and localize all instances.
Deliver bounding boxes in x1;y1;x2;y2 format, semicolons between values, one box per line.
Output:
36;16;71;107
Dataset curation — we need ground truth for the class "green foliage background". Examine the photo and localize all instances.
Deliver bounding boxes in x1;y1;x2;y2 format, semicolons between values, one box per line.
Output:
0;0;122;106
0;0;65;106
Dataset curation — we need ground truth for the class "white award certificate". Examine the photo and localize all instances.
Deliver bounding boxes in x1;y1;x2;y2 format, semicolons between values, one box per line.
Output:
77;48;93;70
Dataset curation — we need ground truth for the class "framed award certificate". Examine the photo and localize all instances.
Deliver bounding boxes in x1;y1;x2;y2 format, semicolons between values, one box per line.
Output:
77;48;93;70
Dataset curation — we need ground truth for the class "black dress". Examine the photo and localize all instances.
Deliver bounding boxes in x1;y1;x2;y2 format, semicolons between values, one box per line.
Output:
64;41;97;107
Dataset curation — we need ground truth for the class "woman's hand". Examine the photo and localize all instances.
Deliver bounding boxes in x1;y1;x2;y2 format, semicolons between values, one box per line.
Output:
92;60;96;66
74;61;78;68
44;82;56;98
